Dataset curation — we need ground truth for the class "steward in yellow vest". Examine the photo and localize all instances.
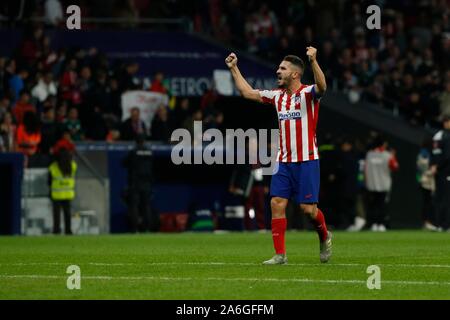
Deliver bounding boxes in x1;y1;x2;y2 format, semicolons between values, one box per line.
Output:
49;148;77;234
49;161;77;200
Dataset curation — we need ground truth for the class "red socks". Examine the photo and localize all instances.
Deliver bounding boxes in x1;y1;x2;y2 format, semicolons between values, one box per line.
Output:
310;209;328;242
270;210;327;255
271;218;287;254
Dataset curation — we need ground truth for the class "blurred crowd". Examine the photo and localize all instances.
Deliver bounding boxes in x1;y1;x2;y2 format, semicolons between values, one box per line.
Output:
188;0;450;128
1;0;449;133
0;25;225;164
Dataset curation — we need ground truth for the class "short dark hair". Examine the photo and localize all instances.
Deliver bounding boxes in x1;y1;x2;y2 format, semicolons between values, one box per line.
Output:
283;55;305;71
442;114;450;122
372;135;386;149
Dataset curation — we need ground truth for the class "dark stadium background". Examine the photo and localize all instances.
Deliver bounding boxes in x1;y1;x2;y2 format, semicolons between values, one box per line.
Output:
0;0;448;234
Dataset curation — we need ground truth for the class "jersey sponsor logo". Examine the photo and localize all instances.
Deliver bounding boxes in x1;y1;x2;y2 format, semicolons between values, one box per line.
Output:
278;111;301;121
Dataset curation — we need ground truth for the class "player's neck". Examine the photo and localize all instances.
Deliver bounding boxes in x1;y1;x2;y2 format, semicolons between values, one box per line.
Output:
286;82;302;95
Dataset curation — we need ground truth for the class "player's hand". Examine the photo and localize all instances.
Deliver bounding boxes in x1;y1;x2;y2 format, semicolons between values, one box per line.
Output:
225;53;238;69
306;46;317;62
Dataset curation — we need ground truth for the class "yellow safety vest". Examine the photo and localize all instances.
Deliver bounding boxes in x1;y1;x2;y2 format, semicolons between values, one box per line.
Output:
49;161;77;201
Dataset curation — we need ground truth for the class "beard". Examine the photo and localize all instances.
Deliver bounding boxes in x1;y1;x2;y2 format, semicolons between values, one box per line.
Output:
277;79;289;88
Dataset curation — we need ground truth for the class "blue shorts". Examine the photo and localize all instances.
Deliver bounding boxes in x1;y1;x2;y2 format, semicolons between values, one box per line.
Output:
270;160;320;204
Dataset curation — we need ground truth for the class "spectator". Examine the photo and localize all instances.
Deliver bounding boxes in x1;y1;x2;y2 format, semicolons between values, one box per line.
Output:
0;112;17;152
112;0;139;28
0;96;10;121
171;97;191;130
60;58;81;105
204;109;225;132
365;135;399;231
86;106;108;140
9;68;29;103
228;162;253;230
149;71;169;94
213;111;225;133
0;57;5;95
120;107;147;141
12;91;36;125
45;0;64;27
41;36;59;71
439;81;450;119
19;26;44;64
119;62;140;92
91;71;112;117
52;130;75;155
55;101;68;123
2;59;16;98
431;115;450;232
182;109;203;141
106;129;121;143
107;78;123;120
39;106;62;155
150;105;170;142
244;137;269;231
31;72;57;103
318;133;340;227
335;137;359;229
417;137;438;231
200;87;219;112
16;111;41;157
78;66;94;100
64;107;84;141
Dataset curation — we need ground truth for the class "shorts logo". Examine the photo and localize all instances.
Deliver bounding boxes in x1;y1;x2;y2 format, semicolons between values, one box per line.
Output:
278;111;301;121
305;194;313;199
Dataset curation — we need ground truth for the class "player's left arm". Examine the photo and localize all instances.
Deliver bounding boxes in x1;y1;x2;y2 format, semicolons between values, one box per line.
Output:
306;46;327;97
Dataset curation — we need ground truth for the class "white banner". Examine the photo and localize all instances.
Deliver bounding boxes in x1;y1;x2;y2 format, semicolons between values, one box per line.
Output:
121;91;169;130
213;70;233;96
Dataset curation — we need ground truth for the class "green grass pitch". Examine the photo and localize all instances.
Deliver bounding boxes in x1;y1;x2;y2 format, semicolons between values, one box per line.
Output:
0;231;449;299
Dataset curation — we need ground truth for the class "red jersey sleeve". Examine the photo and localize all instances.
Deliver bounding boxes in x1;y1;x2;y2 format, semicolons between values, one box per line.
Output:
258;90;280;106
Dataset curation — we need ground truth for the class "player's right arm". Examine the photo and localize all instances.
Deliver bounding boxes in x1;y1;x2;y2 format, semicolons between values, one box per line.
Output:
225;53;262;103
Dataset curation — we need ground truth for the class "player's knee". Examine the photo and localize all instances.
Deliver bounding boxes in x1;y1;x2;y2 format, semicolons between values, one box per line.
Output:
299;204;316;217
271;197;287;213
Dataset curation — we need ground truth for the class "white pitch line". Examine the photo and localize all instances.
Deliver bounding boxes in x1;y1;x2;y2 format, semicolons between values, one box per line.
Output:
1;274;450;286
1;262;450;269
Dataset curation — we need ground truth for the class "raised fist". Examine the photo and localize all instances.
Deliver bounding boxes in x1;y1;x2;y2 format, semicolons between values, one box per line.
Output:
306;47;317;62
225;53;238;68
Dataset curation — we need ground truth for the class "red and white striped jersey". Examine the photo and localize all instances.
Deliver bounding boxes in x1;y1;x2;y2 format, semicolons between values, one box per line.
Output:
259;84;320;163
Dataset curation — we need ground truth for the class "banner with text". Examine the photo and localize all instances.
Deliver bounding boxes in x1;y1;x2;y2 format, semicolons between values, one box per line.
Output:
121;91;169;130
